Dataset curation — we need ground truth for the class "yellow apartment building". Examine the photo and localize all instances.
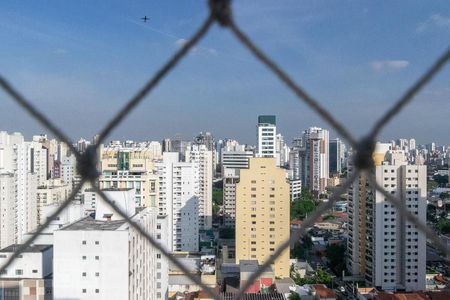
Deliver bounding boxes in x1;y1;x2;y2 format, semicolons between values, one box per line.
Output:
235;157;290;278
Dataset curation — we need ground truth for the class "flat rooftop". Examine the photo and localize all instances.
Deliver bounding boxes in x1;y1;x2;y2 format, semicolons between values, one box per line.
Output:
0;244;52;253
60;216;127;231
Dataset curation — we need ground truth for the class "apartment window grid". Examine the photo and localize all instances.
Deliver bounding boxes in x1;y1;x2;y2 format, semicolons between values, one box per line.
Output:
0;1;449;299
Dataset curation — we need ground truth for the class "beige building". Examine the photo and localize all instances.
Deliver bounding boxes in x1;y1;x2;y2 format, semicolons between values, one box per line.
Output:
37;179;71;225
347;143;427;292
235;158;290;278
99;148;158;208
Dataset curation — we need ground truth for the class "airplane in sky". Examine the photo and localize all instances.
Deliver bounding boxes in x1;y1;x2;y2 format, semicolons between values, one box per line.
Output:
141;16;149;22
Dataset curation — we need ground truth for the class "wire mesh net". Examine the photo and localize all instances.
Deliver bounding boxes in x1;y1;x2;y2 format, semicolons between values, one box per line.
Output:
1;1;450;299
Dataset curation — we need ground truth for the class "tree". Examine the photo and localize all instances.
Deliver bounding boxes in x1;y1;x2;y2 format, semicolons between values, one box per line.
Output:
427;204;437;223
436;219;450;234
291;189;316;220
433;175;448;187
428;180;439;191
288;292;300;300
292;268;333;286
219;227;235;239
326;243;347;275
439;192;450;200
291;243;306;259
315;269;332;285
212;187;223;215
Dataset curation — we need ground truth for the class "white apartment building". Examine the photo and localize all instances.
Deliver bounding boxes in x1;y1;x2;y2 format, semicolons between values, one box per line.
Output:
99;146;159;208
221;146;254;228
300;127;329;194
0;244;53;299
223;168;240;228
36;179;71;225
0;172;15;249
0;132;47;248
186;144;213;230
289;179;302;200
256;115;277;159
0;244;53;279
221;148;254;172
275;133;289;167
156;152;199;252
54;207;169;300
60;154;76;188
347;143;427;292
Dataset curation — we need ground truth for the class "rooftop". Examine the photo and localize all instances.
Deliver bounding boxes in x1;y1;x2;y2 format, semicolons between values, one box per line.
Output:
374;292;428;300
0;244;52;253
60;216;127;231
313;284;337;299
221;292;285;300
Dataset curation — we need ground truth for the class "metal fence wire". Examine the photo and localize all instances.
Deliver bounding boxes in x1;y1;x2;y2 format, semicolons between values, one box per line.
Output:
1;1;450;299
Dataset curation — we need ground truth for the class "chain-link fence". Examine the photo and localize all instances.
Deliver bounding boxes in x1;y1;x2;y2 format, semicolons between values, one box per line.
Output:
1;1;449;299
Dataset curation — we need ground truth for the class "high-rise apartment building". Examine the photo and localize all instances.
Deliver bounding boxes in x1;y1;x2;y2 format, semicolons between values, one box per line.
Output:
156;152;199;252
0;132;47;248
223;168;240;228
36;179;71;225
299;127;329;194
329;138;345;175
54;206;169;300
235;158;290;278
275;133;289;167
221;146;254;172
221;143;254;228
99;146;159;208
347;143;426;292
256;115;277;159
185;144;213;230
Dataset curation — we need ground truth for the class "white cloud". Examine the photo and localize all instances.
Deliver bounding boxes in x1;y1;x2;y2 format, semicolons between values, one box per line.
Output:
416;13;450;33
370;60;410;72
53;48;67;55
175;38;187;47
174;38;217;57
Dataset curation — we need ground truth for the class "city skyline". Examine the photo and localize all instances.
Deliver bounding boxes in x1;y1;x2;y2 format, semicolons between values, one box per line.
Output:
1;0;450;144
1;1;450;298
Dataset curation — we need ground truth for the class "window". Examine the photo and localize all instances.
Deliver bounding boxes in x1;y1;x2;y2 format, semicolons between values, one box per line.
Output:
15;269;23;275
82;240;86;245
32;270;38;273
0;255;6;258
82;289;86;293
82;272;86;277
95;272;99;277
95;256;99;260
95;289;99;293
82;256;86;260
95;241;99;245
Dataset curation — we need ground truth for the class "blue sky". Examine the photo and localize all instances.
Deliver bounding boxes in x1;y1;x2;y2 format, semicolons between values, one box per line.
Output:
0;0;449;145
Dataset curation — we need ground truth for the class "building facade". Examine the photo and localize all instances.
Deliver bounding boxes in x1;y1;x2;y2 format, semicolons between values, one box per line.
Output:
347;143;427;292
235;158;290;278
256;115;277;159
185;144;213;230
299;127;329;194
156;152;199;252
53;207;169;300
